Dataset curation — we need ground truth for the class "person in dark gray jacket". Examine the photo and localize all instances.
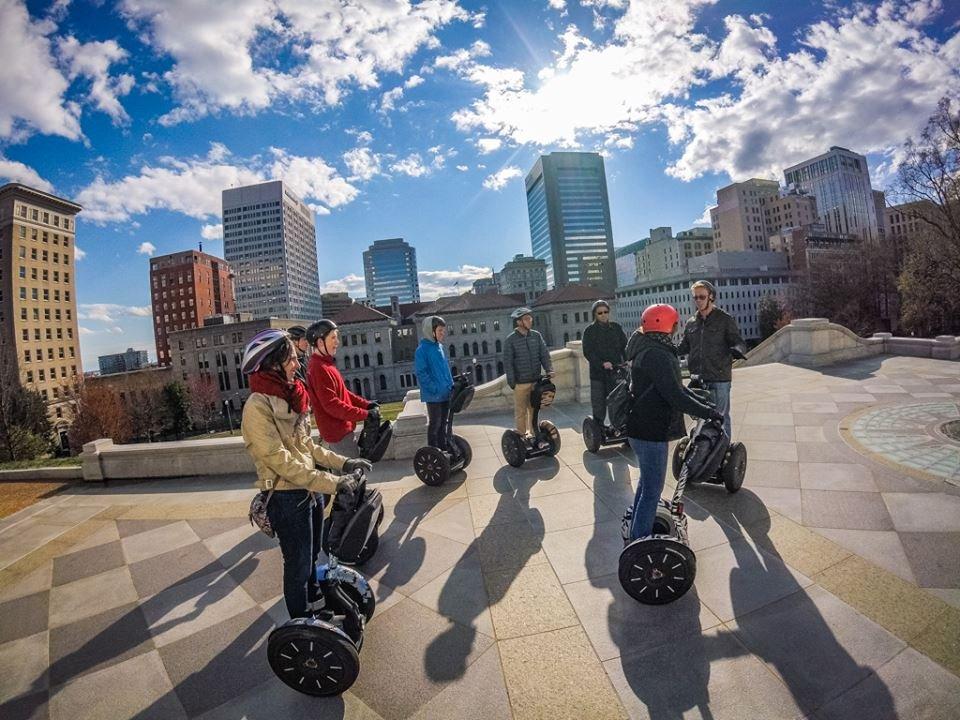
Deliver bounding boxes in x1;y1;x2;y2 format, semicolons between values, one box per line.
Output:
582;299;627;426
504;307;553;438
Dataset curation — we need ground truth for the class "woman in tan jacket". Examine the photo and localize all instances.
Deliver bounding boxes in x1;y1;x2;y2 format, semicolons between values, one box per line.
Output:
241;329;371;619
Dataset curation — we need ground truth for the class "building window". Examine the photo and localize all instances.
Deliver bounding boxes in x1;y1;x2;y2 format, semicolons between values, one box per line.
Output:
374;332;381;343
449;345;456;358
562;313;568;324
495;339;502;353
377;352;383;366
379;374;387;390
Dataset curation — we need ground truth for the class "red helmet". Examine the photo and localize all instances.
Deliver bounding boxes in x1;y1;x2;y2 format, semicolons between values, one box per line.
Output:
641;304;679;334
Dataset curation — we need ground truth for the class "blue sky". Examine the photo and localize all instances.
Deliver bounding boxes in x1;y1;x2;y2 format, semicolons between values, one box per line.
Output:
1;0;958;369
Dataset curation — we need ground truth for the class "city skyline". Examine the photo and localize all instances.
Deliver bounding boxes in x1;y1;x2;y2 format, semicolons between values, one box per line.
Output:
0;0;957;369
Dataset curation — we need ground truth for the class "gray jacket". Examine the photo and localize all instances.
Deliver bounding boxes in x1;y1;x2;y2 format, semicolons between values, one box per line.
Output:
504;329;552;388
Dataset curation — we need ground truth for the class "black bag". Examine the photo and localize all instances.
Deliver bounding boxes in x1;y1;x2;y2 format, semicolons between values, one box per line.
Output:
606;379;632;430
681;421;729;483
357;418;393;463
531;377;556;409
325;478;383;564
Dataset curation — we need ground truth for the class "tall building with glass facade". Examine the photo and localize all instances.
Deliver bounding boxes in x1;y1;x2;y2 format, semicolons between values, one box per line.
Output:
363;238;420;306
222;180;322;320
783;147;880;241
525;152;616;292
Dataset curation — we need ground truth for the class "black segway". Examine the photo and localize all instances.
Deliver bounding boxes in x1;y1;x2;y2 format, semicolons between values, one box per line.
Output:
582;365;630;453
501;376;561;468
413;367;476;486
268;473;377;697
323;474;384;566
618;414;732;605
670;376;747;493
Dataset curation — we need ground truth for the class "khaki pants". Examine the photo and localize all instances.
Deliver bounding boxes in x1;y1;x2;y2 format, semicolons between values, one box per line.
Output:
513;383;534;436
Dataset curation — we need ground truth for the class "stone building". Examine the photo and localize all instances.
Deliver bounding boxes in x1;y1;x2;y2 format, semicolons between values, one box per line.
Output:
530;283;616;347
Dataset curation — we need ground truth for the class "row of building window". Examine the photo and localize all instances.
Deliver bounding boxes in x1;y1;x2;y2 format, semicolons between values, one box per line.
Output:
21;327;73;341
19;306;71;321
24;365;77;384
24;346;76;362
18;286;71;302
17;225;72;249
16;204;72;230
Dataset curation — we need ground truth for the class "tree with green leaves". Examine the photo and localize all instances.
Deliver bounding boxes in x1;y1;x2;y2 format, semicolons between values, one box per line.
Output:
162;381;192;439
0;328;54;461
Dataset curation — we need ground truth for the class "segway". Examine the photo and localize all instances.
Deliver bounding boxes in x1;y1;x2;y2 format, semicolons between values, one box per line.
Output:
670;376;747;493
501;376;561;468
268;473;377;697
413;367;476;486
582;365;630;453
618;413;733;605
357;407;393;462
323;474;384;566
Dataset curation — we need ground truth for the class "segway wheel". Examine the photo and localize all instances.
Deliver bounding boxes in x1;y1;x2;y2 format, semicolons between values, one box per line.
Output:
268;620;360;696
414;446;451;486
501;430;526;468
720;441;747;493
539;421;561;456
619;537;696;605
672;437;690;480
582;417;601;454
353;531;379;567
452;434;472;469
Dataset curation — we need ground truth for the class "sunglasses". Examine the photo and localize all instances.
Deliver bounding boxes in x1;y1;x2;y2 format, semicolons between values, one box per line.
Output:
693;294;709;300
596;310;609;315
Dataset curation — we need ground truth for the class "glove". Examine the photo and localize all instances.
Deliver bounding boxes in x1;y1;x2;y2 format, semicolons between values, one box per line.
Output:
337;468;364;495
366;405;380;420
708;410;724;423
367;401;380;410
342;458;373;475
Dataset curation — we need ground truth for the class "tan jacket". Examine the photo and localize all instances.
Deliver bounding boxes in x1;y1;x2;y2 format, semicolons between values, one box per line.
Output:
241;392;346;493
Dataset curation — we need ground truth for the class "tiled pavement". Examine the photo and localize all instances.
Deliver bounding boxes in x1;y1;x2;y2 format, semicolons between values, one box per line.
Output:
2;355;960;719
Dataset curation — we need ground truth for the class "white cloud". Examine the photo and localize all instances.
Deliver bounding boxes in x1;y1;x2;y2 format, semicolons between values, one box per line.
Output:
476;138;502;154
418;264;493;299
75;142;358;223
79;303;152;323
693;203;714;226
119;0;479;125
319;273;366;296
137;241;156;256
343;147;381;181
405;74;425;89
200;223;222;240
0;156;54;191
379;86;406;113
390;153;430;177
548;0;566;10
435;40;491;71
0;0;80;140
482;165;522;191
78;325;94;335
57;36;133;124
456;164;469;171
74;246;87;261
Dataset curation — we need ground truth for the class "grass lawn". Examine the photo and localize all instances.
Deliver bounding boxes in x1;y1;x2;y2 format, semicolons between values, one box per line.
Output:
0;479;78;519
378;401;403;422
0;456;82;471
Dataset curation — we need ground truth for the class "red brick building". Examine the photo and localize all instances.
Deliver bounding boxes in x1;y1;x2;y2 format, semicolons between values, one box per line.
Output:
150;250;235;365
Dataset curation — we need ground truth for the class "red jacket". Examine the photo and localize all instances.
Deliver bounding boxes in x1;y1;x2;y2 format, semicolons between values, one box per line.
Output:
306;353;369;442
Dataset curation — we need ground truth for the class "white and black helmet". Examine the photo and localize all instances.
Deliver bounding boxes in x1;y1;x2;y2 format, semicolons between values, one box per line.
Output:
241;329;289;375
511;307;533;326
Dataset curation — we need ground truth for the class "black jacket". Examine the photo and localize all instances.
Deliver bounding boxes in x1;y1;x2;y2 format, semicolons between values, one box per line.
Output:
677;307;745;383
582;321;627;380
625;332;717;442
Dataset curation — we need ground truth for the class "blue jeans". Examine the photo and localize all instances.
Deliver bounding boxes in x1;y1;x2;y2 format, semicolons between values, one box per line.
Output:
628;438;668;541
704;381;732;438
266;490;324;619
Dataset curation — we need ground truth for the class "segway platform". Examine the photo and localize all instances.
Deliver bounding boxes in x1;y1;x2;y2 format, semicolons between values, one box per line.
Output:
502;376;561;467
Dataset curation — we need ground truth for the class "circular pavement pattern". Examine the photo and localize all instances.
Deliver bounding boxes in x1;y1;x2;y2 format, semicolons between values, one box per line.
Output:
843;401;960;486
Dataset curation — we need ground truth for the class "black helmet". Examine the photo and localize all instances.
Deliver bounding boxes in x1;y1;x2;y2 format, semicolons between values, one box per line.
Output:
591;299;610;317
421;315;446;340
287;325;307;340
511;307;533;326
306;319;338;347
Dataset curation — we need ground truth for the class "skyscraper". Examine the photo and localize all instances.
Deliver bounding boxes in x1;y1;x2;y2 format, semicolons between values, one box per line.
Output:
222;180;322;319
0;183;83;439
783;146;880;241
525;152;616;291
709;179;780;251
149;249;236;365
363;238;420;306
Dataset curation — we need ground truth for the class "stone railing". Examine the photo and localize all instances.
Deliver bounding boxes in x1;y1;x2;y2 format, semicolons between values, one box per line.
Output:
741;318;960;368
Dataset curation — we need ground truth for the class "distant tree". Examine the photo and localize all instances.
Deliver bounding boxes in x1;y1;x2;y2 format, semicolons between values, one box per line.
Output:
162;381;192;439
757;295;785;341
186;376;221;431
67;381;131;450
128;388;166;442
0;328;54;461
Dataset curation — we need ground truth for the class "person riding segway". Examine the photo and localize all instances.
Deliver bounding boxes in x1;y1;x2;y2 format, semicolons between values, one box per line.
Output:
581;299;628;453
501;307;560;467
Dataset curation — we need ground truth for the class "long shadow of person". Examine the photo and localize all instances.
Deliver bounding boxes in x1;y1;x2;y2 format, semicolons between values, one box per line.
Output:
687;485;897;718
423;464;548;682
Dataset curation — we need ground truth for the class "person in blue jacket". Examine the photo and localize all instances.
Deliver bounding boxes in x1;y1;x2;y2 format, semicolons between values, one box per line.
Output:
415;315;455;450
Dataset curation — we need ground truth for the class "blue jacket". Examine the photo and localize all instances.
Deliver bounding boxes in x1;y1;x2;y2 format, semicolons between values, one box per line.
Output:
415;339;454;403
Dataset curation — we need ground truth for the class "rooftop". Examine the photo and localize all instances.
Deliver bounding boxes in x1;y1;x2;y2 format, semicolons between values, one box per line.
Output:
532;283;614;307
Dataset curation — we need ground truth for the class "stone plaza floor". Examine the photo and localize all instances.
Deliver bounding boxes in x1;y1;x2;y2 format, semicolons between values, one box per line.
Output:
1;355;959;719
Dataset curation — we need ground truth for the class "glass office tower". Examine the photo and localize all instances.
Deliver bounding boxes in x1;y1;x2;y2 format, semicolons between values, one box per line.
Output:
525;152;616;291
363;238;420;305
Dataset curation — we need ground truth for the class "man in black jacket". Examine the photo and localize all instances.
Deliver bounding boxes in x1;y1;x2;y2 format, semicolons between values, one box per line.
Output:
676;281;745;439
581;299;627;426
625;304;721;541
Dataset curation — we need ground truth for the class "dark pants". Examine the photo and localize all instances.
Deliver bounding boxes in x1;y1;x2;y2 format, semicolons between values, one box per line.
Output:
426;401;451;450
590;374;616;425
266;490;324;619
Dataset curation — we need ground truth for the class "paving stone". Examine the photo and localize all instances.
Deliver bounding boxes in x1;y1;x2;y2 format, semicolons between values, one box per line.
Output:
678;500;743;551
417;499;477;545
51;540;126;588
541;519;622;584
185;518;248;540
128;542;220;598
473;520;548;574
507;466;589;498
0;590;49;645
48;602;154;686
898;532;960;589
409;554;494;638
66;521;120;554
792;401;840;414
729;585;906;713
743;460;800;488
925;587;960;609
195;678;383;719
685;486;772;530
201;523;276;570
364;521;471;595
0;630;48;702
526;488;615;533
48;649;187;720
120;521;201;565
743;514;851;578
352;598;494;718
746;486;804;524
795;426;827;443
158;607;273;718
882;493;960;532
813;528;916;584
226;544;283;604
114;519;178;539
909;604;960;678
745;440;799;462
733;424;799;442
814;648;960;720
603;625;803;720
501;625;627;720
0;562;52;605
467;492;529;528
0;691;48;720
799;463;878;492
48;566;138;629
410;643;512;720
484;561;579;639
802;490;894;531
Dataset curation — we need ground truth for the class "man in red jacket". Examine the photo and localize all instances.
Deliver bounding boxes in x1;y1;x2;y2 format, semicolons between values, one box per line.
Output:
305;319;377;456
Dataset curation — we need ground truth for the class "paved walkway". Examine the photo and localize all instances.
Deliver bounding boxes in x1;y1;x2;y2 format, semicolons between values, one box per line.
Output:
1;355;959;719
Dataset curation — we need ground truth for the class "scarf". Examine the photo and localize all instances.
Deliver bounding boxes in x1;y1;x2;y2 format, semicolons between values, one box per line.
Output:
249;371;310;415
645;331;678;354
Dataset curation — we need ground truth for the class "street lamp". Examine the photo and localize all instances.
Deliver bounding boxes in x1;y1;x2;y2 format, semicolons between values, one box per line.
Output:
224;399;235;435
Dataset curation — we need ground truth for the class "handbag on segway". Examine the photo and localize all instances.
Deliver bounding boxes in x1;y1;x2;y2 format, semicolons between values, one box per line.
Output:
501;375;561;467
413;366;476;486
582;364;631;453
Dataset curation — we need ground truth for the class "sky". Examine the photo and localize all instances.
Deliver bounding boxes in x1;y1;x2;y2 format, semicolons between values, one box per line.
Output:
1;0;958;370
